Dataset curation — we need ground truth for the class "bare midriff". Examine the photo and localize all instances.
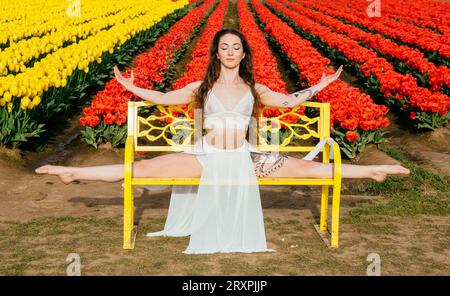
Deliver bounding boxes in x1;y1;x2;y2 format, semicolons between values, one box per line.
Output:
205;127;247;150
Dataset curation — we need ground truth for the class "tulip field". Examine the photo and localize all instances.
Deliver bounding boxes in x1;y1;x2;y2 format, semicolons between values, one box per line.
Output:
0;0;450;277
0;0;448;158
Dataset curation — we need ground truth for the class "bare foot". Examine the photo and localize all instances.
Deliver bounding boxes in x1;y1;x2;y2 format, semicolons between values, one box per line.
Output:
35;165;75;185
371;165;410;182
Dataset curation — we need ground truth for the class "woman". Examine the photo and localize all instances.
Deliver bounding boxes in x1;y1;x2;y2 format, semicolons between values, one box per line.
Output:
35;29;409;254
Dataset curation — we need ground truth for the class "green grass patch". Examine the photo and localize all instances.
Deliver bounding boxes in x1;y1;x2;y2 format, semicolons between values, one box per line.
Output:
344;144;449;196
342;145;450;232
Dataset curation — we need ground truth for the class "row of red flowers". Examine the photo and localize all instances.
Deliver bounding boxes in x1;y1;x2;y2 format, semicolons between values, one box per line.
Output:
283;0;450;92
267;0;450;120
79;0;216;128
294;0;450;60
250;0;390;145
329;0;450;40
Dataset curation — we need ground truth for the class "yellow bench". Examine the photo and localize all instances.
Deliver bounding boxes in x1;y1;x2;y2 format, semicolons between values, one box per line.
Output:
123;101;342;249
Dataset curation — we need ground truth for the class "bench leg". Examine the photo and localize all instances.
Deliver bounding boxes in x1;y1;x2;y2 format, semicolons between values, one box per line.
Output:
330;182;341;248
123;181;136;249
319;185;329;232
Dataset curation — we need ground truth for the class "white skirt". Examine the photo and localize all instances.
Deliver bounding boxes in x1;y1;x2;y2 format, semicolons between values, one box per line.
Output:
146;135;275;254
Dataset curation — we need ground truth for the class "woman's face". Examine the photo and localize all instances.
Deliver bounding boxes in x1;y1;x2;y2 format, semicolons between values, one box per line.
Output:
216;33;245;69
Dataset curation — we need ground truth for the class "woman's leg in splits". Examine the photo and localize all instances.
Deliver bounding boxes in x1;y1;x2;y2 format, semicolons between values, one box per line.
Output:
34;153;203;184
36;151;410;184
250;153;410;182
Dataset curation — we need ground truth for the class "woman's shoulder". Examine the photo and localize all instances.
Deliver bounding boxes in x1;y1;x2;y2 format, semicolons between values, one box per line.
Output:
255;82;267;90
192;80;204;87
254;82;270;95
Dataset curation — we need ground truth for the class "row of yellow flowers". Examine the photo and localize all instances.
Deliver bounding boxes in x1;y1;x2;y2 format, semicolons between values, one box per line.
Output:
0;0;188;112
0;1;63;28
0;4;145;76
0;1;132;45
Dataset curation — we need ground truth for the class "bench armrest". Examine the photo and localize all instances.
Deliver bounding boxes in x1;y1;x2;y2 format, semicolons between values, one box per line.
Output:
124;136;134;177
326;140;342;180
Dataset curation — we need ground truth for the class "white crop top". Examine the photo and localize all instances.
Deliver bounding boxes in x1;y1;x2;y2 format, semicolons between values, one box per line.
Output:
203;88;254;130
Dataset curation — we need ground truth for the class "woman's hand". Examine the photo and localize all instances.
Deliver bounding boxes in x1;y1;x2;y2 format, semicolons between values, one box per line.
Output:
114;66;134;90
319;65;343;86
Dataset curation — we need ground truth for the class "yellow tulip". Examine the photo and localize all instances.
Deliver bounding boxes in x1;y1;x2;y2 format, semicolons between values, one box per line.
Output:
32;96;41;106
29;89;37;98
20;96;31;109
3;92;12;102
10;85;18;97
7;102;13;113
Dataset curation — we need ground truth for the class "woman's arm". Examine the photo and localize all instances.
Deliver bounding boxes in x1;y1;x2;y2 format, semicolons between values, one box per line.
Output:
114;66;201;105
258;65;343;108
127;83;200;105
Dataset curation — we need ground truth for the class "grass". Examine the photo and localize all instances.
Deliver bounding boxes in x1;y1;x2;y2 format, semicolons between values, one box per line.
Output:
0;147;25;165
341;144;450;236
344;144;449;196
0;210;447;275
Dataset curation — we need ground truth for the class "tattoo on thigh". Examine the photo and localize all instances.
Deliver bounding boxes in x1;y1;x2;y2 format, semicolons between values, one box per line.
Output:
250;152;288;177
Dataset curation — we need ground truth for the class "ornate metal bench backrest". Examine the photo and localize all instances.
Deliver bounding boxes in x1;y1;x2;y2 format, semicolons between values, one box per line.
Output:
127;101;330;154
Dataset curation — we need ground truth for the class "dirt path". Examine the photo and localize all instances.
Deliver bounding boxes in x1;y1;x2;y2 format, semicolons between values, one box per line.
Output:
380;113;450;176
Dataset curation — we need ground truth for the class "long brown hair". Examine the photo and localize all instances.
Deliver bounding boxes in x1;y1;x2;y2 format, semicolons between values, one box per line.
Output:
193;28;262;132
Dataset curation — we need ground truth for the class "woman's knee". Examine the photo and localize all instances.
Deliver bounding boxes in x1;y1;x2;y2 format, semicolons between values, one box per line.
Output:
276;157;328;178
132;154;202;178
295;158;332;178
132;159;157;177
292;158;319;170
